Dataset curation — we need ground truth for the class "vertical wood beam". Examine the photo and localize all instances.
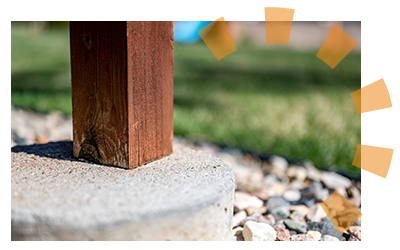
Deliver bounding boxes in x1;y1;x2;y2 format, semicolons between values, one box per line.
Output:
70;21;173;169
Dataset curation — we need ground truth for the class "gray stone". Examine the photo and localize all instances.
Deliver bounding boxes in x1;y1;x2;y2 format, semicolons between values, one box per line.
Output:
269;207;290;221
274;220;286;229
11;142;235;241
307;221;344;240
283;219;307;234
298;182;329;204
266;196;291;213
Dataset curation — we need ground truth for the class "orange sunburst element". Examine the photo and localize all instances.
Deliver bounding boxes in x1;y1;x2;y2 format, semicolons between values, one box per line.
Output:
213;16;225;21
353;144;394;178
320;191;362;234
351;78;392;114
197;17;237;61
316;25;358;69
264;7;295;45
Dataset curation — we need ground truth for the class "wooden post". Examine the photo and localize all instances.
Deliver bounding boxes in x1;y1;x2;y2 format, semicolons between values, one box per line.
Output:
70;21;174;169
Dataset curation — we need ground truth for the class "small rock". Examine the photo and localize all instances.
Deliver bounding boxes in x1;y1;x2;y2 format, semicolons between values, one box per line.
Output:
348;197;361;208
347;226;361;234
320;235;340;241
289;230;298;236
289;211;307;228
247;194;264;208
232;211;247;228
245;205;267;216
283;189;301;201
307;230;322;241
268;183;286;196
264;214;276;225
234;191;264;212
320;171;352;189
269;207;290;221
274;220;286;229
301;181;329;202
289;205;309;214
336;186;348;198
287;165;308;182
234;164;264;194
275;227;291;241
240;212;273;227
263;174;280;186
289;180;304;190
307;221;344;240
269;155;288;172
347;186;361;198
266;196;291;212
292;198;316;208
303;161;321;181
232;226;243;235
242;221;276;241
291;234;315;241
306;203;327;222
348;231;361;241
263;174;286;197
232;227;244;241
283;219;307;234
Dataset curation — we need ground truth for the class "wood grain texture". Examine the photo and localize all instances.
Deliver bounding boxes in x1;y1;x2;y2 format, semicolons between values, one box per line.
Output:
70;21;173;169
127;21;174;167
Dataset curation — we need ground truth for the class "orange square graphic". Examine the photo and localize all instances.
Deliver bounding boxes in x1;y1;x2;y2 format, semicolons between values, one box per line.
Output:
351;78;392;114
316;25;358;69
350;88;362;113
264;7;295;45
198;17;237;61
265;21;293;45
321;191;362;234
361;77;393;113
353;144;394;178
352;144;362;168
264;7;295;21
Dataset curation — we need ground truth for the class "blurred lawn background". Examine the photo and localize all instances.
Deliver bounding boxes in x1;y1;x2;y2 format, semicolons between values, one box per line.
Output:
11;21;361;178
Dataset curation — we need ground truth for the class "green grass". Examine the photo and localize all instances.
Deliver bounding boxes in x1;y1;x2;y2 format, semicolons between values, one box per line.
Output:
11;24;361;178
174;41;360;178
11;23;72;115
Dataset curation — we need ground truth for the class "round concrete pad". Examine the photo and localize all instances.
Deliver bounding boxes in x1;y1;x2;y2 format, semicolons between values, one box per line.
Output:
11;141;235;240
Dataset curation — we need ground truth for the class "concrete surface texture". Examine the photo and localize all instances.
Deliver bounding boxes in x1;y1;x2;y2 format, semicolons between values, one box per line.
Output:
11;141;235;240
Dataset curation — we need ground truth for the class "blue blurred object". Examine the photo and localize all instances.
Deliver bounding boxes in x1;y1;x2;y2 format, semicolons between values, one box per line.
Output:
174;21;213;44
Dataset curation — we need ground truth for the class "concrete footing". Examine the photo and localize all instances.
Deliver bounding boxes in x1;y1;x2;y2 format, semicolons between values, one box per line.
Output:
11;141;235;241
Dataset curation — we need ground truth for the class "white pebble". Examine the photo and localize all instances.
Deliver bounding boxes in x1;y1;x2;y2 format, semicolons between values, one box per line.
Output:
320;235;340;241
242;221;276;241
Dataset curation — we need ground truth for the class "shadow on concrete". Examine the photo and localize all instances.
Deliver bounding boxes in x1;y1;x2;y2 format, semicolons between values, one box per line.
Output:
12;141;76;161
11;141;125;170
